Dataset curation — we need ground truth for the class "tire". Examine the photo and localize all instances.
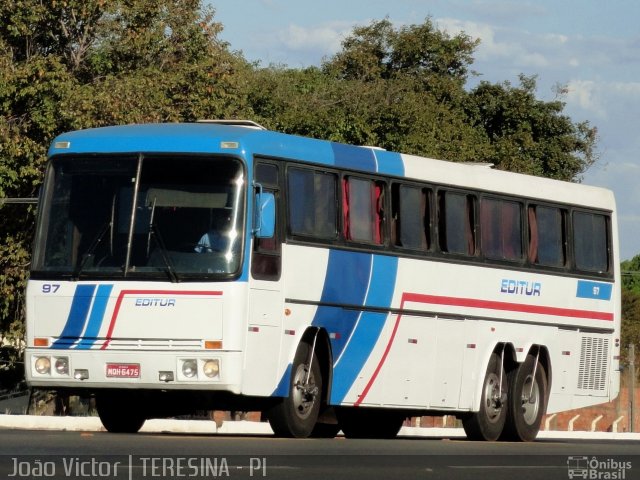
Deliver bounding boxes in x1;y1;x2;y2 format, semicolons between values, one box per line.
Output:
336;407;404;439
267;342;322;438
501;354;547;442
462;352;507;441
96;391;146;433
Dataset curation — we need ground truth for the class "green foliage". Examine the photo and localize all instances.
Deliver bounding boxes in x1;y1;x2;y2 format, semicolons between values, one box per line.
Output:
251;18;594;176
621;254;640;294
0;231;31;342
622;287;640;364
467;75;597;179
621;254;640;361
323;18;478;85
311;18;485;160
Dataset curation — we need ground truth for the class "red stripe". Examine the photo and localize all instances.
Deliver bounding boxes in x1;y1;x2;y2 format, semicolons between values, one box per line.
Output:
100;290;222;350
402;292;613;321
354;298;407;406
354;291;614;405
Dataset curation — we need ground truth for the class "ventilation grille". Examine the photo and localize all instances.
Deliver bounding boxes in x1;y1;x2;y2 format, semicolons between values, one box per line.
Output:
577;336;609;391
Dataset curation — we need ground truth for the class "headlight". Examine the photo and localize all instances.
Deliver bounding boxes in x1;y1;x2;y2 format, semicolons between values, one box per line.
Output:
55;357;69;375
35;357;51;375
182;359;197;378
203;359;220;378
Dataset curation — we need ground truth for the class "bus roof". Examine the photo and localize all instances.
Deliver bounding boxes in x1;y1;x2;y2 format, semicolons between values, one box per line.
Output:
49;122;615;210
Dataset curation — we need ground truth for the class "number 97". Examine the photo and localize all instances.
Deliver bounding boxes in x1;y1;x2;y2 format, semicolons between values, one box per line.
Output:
42;284;60;293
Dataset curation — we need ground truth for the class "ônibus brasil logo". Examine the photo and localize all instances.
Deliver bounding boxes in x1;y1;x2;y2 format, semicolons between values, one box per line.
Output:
567;456;632;479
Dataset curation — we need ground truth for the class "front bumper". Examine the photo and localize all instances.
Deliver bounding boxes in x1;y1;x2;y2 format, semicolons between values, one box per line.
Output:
25;348;243;393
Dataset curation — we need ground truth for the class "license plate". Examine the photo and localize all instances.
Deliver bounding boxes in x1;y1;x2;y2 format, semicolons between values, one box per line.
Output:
106;363;140;378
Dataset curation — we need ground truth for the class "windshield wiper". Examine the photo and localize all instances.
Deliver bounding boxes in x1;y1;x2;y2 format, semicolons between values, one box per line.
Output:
146;198;179;283
73;220;112;280
148;225;180;283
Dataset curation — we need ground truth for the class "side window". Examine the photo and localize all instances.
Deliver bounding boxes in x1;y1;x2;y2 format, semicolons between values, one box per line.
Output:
480;198;522;261
528;205;566;267
438;191;476;255
251;162;281;280
573;211;609;273
287;168;337;239
391;184;431;250
343;176;385;245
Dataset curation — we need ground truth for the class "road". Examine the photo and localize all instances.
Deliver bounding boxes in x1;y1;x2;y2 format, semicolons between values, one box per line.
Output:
0;429;638;480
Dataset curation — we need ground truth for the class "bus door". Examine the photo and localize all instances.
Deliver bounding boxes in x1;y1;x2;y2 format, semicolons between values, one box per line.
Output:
243;161;284;395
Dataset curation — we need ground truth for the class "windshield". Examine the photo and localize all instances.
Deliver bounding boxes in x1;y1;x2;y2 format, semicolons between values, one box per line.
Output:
32;155;245;280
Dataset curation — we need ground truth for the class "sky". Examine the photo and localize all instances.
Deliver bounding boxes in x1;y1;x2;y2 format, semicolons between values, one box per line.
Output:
208;0;640;261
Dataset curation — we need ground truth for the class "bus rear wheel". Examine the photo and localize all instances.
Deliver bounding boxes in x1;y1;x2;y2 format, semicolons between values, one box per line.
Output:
462;352;507;441
336;407;404;439
96;391;146;433
267;342;322;438
501;354;547;442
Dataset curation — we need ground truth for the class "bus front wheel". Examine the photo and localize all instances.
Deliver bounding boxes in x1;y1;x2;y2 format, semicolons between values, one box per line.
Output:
267;342;322;438
462;352;507;441
96;391;146;433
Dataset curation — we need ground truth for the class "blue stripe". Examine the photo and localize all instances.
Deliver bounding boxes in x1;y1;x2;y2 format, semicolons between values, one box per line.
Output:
312;250;372;360
374;150;405;177
576;280;612;300
332;143;377;171
51;284;96;349
75;284;113;349
330;255;398;404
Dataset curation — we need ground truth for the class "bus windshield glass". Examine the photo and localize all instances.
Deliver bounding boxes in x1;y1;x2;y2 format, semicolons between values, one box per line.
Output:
32;155;245;280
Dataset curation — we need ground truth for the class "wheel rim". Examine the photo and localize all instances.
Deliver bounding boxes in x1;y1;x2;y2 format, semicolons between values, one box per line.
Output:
483;372;503;423
292;363;317;420
521;375;540;425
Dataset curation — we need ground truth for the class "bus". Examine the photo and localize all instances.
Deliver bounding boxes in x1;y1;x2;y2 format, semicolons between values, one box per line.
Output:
25;120;620;441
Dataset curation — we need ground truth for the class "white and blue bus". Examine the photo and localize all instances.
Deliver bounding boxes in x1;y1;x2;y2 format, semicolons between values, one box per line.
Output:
25;120;620;441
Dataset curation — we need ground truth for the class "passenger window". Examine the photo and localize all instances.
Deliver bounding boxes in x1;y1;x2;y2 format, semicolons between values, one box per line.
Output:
438;191;476;255
480;198;522;261
343;177;384;244
573;211;609;273
528;205;566;267
287;168;337;239
391;184;431;250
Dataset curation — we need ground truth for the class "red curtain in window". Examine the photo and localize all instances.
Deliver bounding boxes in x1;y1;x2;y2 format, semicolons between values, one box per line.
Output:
342;177;350;239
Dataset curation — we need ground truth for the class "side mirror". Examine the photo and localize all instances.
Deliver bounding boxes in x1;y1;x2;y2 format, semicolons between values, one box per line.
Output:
254;191;275;238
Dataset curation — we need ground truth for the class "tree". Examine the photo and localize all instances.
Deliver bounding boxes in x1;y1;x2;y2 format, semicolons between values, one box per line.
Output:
319;17;484;158
621;254;640;368
622;287;640;365
0;0;253;348
249;18;595;180
621;254;640;294
249;19;489;161
323;18;477;86
467;75;598;180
